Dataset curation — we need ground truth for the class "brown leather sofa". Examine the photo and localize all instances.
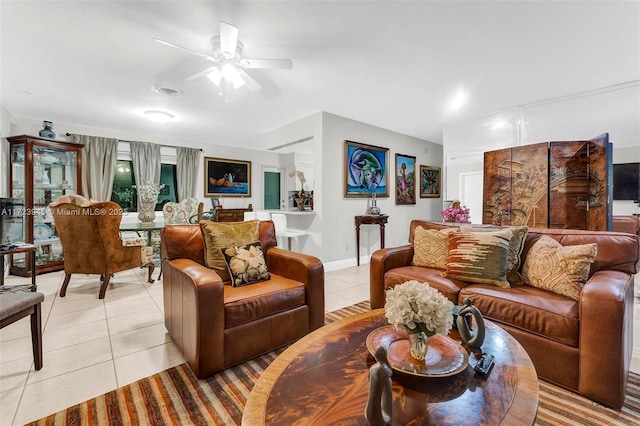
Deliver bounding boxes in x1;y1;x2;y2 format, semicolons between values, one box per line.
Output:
370;220;640;408
613;215;640;235
161;221;325;378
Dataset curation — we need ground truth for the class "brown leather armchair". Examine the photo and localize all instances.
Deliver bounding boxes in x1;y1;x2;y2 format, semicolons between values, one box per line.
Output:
50;199;155;299
613;215;640;235
161;221;325;378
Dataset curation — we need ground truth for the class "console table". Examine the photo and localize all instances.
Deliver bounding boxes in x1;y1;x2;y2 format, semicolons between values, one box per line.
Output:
214;208;253;222
355;214;388;266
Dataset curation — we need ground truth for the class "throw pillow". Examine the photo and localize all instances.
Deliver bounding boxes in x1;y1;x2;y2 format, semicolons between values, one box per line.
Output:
412;226;457;270
221;241;271;287
200;220;261;281
522;235;597;301
443;229;513;288
460;225;528;285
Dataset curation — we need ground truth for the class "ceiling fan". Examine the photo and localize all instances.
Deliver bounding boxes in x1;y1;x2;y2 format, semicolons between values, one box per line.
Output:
153;21;292;95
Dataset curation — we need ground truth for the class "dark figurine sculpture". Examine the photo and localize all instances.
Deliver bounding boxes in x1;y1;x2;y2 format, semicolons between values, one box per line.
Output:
365;345;393;425
457;297;486;349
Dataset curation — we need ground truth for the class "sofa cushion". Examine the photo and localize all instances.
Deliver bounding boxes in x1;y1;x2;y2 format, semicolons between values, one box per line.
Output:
460;284;579;347
384;266;467;303
412;226;455;269
522;235;597;301
200;220;260;281
443;229;513;288
221;241;271;287
460;225;528;285
223;274;306;328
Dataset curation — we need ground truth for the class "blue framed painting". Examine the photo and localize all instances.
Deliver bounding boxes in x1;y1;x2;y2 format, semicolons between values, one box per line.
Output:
204;157;251;197
395;153;416;205
344;140;389;198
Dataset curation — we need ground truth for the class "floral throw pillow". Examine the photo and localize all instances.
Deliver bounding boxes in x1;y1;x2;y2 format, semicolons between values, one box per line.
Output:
522;235;597;301
221;241;271;287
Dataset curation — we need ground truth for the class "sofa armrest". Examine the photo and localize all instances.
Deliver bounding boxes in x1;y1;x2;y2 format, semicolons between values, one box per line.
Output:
369;245;414;309
266;247;325;331
162;258;225;378
579;270;635;408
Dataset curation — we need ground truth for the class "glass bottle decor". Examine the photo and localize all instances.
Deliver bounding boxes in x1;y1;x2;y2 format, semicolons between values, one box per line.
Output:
408;331;429;361
39;121;56;139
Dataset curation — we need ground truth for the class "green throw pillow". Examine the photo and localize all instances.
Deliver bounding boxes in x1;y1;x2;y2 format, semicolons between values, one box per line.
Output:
443;229;513;288
200;220;261;282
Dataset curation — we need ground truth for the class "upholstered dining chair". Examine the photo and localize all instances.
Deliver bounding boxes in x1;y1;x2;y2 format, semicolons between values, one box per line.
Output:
50;199;155;299
163;198;204;224
0;286;44;370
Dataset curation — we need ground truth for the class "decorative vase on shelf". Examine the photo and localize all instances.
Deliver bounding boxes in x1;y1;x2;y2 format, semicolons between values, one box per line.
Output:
295;195;306;211
138;199;156;224
407;331;429;361
39;121;56;139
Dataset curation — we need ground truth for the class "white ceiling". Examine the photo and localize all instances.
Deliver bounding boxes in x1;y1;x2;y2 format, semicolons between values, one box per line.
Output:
1;1;639;152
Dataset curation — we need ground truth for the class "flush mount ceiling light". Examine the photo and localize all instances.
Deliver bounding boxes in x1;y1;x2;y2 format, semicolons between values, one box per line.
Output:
144;110;174;123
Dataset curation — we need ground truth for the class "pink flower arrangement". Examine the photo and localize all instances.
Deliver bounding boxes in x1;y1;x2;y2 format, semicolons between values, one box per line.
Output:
441;201;471;223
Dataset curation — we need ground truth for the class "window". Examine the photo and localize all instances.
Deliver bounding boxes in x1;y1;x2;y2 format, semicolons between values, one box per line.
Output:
111;160;178;212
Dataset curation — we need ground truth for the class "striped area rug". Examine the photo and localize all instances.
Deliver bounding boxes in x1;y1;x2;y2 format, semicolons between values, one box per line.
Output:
30;300;640;425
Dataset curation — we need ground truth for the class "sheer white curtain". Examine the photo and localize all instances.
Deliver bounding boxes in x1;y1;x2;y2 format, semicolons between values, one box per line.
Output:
176;147;200;200
71;134;118;201
130;141;161;209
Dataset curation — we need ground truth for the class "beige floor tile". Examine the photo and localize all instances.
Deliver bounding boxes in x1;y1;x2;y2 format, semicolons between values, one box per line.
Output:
107;307;164;336
13;361;117;425
0;387;22;426
104;295;158;318
324;291;356;313
42;319;108;353
0;357;32;393
114;341;184;387
0;336;34;364
0;317;30;343
44;305;106;332
110;323;172;359
49;296;104;315
26;336;112;384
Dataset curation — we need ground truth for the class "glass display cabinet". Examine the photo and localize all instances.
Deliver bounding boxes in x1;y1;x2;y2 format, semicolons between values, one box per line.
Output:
7;135;83;276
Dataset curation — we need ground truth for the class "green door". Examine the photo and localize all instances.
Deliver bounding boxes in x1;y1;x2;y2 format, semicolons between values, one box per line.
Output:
264;171;281;210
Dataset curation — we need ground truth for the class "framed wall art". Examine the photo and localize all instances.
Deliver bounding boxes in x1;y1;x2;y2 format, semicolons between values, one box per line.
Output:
344;140;389;198
395;153;416;205
419;165;441;198
204;157;251;197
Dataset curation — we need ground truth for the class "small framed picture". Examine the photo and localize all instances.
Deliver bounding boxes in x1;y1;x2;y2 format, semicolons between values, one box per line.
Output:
344;140;390;198
395;153;416;205
204;157;251;197
420;165;441;198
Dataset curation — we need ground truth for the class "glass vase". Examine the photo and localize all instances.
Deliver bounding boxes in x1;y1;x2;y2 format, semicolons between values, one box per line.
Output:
408;331;429;361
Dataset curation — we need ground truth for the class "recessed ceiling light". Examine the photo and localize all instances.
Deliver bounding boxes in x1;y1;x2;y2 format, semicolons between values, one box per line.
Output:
151;85;182;96
144;110;174;123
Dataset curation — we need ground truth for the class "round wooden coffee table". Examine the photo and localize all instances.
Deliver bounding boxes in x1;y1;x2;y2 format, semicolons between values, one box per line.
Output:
242;309;539;425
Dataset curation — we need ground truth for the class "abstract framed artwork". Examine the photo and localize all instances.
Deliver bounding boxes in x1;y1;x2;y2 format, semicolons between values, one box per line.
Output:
419;165;441;198
395;153;416;205
204;157;251;197
344;140;389;198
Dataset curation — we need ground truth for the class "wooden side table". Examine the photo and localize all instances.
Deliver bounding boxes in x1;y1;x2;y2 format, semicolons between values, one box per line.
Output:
0;244;37;288
355;214;389;266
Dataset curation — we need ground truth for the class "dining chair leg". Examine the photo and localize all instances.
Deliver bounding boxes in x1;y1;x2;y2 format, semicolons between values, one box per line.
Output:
60;273;72;297
145;262;155;283
98;274;111;299
30;303;43;370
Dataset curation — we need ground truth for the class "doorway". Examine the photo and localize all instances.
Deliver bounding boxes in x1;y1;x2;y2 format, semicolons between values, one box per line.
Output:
264;170;282;210
461;172;483;224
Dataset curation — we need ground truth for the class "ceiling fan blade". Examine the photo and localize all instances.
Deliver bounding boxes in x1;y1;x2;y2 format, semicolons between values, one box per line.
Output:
153;38;219;63
220;22;239;58
185;66;219;81
240;58;293;70
236;69;262;91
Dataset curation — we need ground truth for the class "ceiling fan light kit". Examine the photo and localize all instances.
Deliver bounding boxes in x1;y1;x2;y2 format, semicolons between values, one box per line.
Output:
154;21;293;101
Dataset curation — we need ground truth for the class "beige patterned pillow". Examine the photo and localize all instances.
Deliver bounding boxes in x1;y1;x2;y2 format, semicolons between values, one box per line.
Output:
460;225;528;285
412;227;455;269
522;235;597;301
221;241;271;287
200;220;261;281
443;229;513;288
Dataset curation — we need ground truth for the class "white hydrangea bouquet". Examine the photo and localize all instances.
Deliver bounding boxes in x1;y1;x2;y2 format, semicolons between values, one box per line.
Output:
384;280;454;337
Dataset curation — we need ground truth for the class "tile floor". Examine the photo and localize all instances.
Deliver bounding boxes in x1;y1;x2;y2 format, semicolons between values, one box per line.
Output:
0;266;638;425
0;264;370;425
